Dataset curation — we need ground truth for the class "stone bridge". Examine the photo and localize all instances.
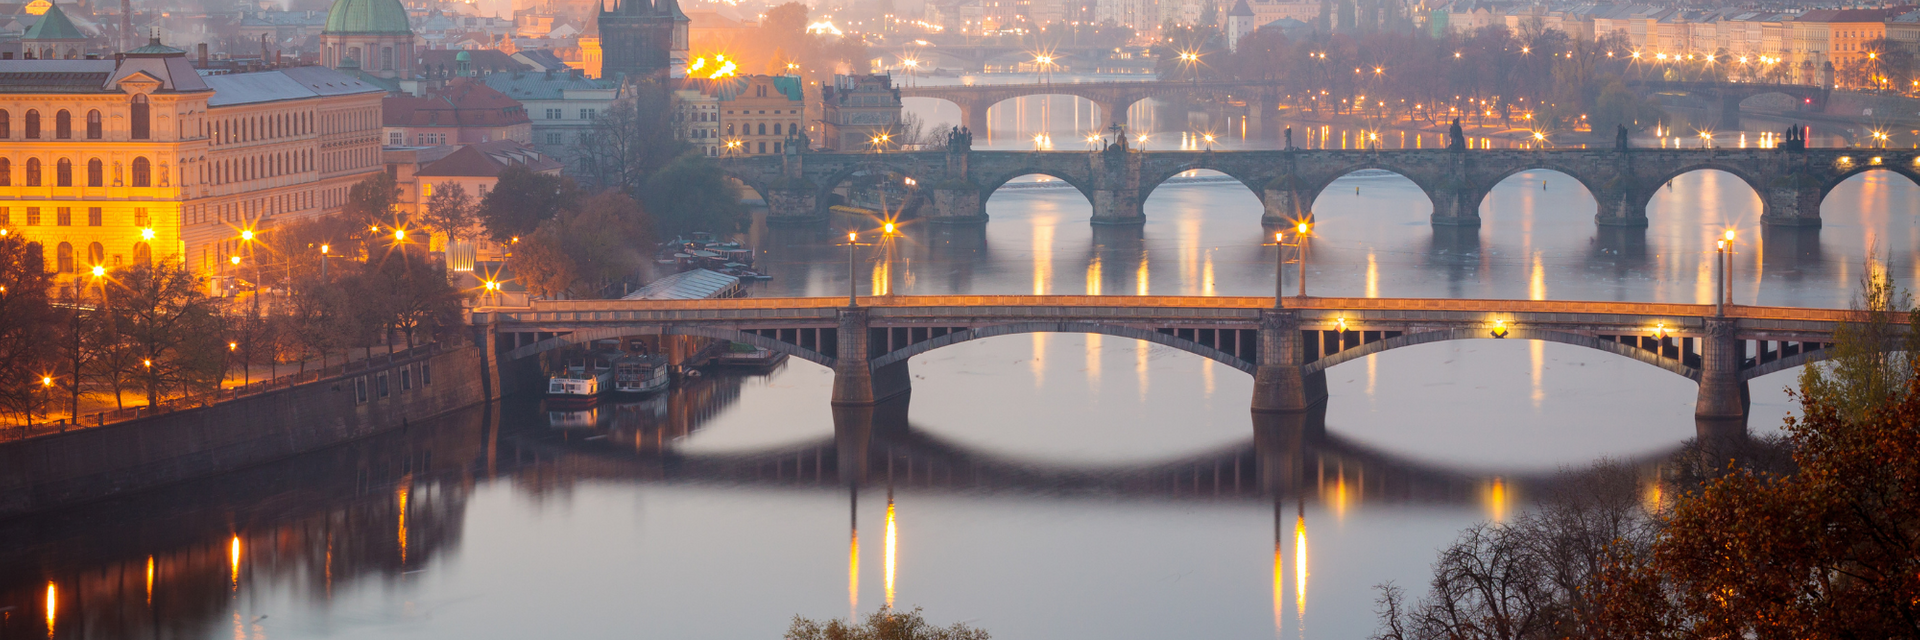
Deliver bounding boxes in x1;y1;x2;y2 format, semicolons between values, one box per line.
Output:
472;295;1867;423
723;146;1918;228
898;79;1288;134
1628;80;1831;130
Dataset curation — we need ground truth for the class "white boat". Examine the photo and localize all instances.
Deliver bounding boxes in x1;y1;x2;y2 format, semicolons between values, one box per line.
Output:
548;354;615;400
614;355;670;394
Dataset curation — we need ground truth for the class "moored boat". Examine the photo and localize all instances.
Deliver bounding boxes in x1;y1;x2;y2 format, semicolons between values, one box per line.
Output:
614;354;671;394
715;342;789;369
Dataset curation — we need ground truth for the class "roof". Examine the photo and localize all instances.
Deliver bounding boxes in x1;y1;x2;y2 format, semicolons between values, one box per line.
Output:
712;74;804;102
125;35;186;55
0;59;112;92
419;48;530;75
383;77;530;127
481;70;615;100
204;66;383;106
324;0;411;34
23;2;84;41
622;269;741;301
414;140;563;176
1228;0;1254;17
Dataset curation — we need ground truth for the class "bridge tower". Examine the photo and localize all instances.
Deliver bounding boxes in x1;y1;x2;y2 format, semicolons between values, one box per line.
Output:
1251;309;1328;413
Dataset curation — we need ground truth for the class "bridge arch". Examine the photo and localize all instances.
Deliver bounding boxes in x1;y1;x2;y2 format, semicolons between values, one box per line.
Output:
816;161;935;217
869;321;1256;374
500;326;837;369
1817;164;1920;207
1139;164;1269;206
1304;165;1439;218
1475;167;1604;220
1638;164;1766;215
1303;328;1701;381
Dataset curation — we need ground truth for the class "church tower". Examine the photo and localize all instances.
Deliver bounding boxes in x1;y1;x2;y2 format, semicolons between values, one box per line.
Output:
595;0;688;80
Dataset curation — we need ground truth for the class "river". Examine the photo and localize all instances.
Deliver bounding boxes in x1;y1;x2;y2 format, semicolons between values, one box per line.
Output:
4;76;1918;640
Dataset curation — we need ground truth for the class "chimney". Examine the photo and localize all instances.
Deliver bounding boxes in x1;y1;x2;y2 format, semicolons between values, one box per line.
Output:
198;43;208;67
120;0;132;52
275;50;282;66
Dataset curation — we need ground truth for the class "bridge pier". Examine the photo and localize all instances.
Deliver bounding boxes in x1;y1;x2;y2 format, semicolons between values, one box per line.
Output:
961;103;988;141
928;185;986;224
1261;174;1307;226
1593;185;1649;227
1251;310;1328;413
1695;317;1750;420
1091;188;1144;225
1762;178;1824;228
1094;99;1126;128
1719;94;1743;132
832;307;912;406
766;186;821;226
1430;183;1481;227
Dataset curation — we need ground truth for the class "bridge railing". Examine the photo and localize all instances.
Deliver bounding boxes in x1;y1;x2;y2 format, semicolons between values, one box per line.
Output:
472;295;1861;325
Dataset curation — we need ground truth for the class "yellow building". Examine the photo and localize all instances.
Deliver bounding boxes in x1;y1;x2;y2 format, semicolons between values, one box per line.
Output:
0;38;385;287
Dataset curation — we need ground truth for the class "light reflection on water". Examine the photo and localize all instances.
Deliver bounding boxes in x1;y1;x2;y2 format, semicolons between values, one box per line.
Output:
10;88;1920;640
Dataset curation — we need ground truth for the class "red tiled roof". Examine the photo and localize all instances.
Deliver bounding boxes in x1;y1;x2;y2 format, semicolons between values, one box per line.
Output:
415;140;563;177
383;77;530;127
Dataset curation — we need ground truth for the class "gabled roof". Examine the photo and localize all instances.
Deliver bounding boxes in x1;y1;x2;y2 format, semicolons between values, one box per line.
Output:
1228;0;1255;17
23;2;85;41
415;140;563;177
383;77;530;127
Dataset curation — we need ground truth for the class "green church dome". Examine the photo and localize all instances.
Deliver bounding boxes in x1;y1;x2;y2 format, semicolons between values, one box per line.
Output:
324;0;411;35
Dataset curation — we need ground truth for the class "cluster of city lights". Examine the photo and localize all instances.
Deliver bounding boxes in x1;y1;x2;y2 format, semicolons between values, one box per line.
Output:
687;54;737;79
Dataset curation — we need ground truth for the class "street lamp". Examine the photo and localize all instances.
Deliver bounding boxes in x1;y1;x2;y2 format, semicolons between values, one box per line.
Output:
1293;221;1312;299
1264;230;1287;308
319;243;330;278
1715;229;1735;315
838;231;873;307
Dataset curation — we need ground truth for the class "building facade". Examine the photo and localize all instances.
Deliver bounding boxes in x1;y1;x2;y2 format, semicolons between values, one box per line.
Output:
0;42;385;284
382;77;534;146
716;75;804;156
481;68;621;164
672;85;720;156
820;74;903;151
593;0;688;80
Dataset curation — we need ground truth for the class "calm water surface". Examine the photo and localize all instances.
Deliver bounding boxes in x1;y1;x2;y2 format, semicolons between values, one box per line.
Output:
5;82;1920;639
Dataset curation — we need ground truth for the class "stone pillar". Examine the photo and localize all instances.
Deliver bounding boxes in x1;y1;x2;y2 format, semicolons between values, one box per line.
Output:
765;186;820;226
1719;93;1743;132
1261;173;1307;226
1095;99;1126;127
1593;183;1648;227
480;323;501;401
1695;317;1750;420
1091;145;1145;225
928;185;985;224
1762;178;1824;228
832;307;911;406
1091;187;1144;225
1251;309;1328;413
961;102;988;139
1429;181;1481;227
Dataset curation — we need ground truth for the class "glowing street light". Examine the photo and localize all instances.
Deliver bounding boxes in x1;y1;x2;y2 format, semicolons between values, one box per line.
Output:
1715;229;1736;315
838;231;873;307
140;228;155;241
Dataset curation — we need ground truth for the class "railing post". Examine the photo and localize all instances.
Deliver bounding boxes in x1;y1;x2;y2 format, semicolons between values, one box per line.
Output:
1695;317;1749;422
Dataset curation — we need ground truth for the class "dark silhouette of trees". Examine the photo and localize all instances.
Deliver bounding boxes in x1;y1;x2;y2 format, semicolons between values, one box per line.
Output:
478;166;579;243
0;235;55;422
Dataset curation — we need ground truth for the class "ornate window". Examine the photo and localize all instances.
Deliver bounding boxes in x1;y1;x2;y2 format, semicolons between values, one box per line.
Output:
86;110;101;139
56;242;73;273
133;242;151;265
0;158;9;186
0;109;9;138
130;95;150;140
55;110;70;139
25;158;41;186
132;157;151;187
55;158;71;186
86;159;101;186
87;242;104;267
25;109;40;139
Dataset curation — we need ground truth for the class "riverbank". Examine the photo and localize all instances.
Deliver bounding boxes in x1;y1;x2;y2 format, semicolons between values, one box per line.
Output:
0;344;489;519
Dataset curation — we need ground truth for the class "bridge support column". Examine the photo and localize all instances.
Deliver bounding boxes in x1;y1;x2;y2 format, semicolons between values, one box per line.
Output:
1091;188;1144;225
1252;309;1328;413
1593;185;1649;227
1695;317;1750;421
766;187;821;226
1719;94;1742;132
1094;100;1126;128
928;185;986;224
1762;179;1824;228
1430;183;1481;227
1261;174;1308;226
832;307;912;406
960;102;988;140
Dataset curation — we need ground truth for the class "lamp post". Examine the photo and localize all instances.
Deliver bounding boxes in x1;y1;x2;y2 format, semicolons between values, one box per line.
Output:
1265;230;1287;308
1715;229;1735;316
1293;221;1312;299
839;230;872;307
319;243;330;279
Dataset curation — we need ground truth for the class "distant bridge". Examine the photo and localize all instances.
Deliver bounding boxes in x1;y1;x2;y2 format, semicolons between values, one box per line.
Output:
473;295;1863;422
723;147;1917;228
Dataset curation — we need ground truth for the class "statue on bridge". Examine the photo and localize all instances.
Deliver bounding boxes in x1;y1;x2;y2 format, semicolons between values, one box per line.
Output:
1105;122;1129;152
1615;125;1629;151
947;126;974;153
1779;123;1806;150
1447;119;1465;151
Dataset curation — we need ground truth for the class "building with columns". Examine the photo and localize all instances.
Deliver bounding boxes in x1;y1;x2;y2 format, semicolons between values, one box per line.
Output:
0;39;386;286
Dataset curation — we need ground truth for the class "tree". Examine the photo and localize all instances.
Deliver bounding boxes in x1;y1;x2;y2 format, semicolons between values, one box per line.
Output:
420;181;479;244
1591;78;1664;136
369;248;468;348
342;172;403;245
786;607;991;640
0;235;55;423
1798;261;1920;419
572;81;688;192
508;228;578;298
642;153;750;238
110;260;229;407
478;166;578;243
506;191;653;298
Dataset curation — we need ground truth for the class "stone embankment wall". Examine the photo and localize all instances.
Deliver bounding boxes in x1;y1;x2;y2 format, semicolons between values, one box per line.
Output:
0;345;487;519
